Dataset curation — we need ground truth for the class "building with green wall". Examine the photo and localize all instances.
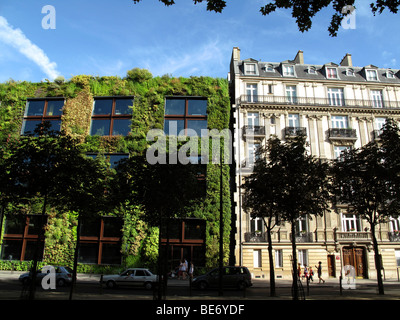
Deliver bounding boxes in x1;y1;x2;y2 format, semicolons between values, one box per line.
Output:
0;70;232;274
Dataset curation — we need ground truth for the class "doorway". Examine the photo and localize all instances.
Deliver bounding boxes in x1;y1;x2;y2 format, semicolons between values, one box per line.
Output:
342;247;367;278
327;255;336;277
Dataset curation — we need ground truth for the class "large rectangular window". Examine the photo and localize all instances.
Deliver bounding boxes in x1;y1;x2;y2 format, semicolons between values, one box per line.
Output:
371;90;384;108
328;88;344;106
78;217;122;265
1;215;47;261
331;115;348;128
21;98;64;135
164;97;207;136
90;97;133;136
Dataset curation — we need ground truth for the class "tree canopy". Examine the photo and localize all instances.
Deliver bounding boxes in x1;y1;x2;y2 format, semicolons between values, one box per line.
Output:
133;0;400;36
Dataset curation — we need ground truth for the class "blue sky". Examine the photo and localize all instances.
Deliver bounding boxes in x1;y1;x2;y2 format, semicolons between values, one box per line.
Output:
0;0;400;82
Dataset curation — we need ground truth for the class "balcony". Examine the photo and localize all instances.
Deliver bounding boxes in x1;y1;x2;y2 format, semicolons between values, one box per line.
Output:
239;95;400;110
328;128;357;141
242;125;265;140
244;231;266;243
285;127;307;138
290;232;313;243
335;231;371;242
389;232;400;242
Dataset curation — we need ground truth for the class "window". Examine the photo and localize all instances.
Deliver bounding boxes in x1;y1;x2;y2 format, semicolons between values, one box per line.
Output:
247;112;259;128
90;97;133;136
334;146;350;159
1;215;47;261
366;70;378;81
387;71;395;79
253;249;262;268
331;115;348;128
248;142;260;164
78;217;122;265
347;68;355;76
376;117;386;131
21;98;64;135
308;66;316;74
371;90;384;108
245;63;257;75
295;216;308;233
389;217;400;232
246;84;258;102
288;113;300;128
250;217;263;233
328;88;344;106
164;97;207;136
341;213;361;232
396;250;400;267
326;67;338;79
283;65;295;77
286;86;297;103
275;250;283;268
266;64;274;72
298;250;308;267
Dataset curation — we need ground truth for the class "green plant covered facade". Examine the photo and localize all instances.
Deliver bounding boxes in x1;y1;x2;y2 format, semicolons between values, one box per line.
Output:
0;69;231;273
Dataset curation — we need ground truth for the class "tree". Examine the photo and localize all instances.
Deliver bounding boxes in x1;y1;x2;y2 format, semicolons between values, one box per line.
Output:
132;0;400;37
113;151;205;300
0;123;113;299
331;119;400;295
242;145;283;297
264;135;330;300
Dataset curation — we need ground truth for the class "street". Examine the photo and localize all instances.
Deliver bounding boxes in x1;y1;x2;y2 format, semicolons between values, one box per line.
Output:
0;271;399;301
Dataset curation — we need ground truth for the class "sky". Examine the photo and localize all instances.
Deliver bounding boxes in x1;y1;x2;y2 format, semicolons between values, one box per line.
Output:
0;0;400;82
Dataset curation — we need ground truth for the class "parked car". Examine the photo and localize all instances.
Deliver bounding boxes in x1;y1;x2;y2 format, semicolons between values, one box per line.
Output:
101;268;157;289
19;266;73;287
192;266;252;290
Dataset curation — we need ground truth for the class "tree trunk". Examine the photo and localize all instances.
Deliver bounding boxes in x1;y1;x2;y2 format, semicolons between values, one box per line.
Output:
371;223;384;295
290;221;299;300
266;224;276;297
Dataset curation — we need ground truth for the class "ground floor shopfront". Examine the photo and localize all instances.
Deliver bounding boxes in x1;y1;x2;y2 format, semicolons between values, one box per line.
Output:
238;242;400;281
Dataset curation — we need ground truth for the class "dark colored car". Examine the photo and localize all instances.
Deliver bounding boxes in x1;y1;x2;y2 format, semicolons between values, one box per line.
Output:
192;266;252;290
19;266;73;287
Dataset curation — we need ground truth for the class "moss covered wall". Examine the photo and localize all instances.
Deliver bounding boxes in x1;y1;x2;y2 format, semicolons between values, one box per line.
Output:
0;69;231;272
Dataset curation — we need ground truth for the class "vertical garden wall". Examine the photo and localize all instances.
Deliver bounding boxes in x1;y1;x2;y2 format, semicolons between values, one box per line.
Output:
0;69;231;272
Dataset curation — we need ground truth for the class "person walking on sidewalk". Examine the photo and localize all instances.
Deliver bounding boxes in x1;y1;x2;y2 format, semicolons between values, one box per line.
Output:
315;261;325;283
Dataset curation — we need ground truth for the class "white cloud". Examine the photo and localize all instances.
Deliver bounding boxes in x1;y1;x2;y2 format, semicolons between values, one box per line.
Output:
0;16;61;80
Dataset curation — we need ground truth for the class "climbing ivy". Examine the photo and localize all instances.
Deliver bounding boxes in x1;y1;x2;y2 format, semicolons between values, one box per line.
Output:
0;69;231;272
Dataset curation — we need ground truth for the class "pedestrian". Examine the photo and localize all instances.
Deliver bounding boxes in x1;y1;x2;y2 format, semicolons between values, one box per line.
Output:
297;263;301;279
188;262;194;280
183;258;188;280
308;266;314;282
178;260;185;280
303;264;308;281
315;261;325;283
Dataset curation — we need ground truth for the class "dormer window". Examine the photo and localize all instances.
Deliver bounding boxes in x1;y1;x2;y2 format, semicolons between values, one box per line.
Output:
308;66;317;74
366;69;378;81
346;68;355;76
266;64;274;72
387;70;395;79
283;65;295;77
326;67;338;79
244;63;257;75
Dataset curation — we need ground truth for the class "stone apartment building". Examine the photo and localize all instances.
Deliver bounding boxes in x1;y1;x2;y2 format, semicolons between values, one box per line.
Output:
229;47;400;280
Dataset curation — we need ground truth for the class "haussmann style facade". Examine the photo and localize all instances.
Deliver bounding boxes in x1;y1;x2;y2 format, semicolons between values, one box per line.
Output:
229;47;400;280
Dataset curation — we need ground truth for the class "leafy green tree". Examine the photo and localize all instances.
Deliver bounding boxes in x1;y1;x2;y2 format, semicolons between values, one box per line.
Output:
112;151;205;299
261;135;330;300
331;119;400;295
242;145;285;297
132;0;400;36
0;123;113;299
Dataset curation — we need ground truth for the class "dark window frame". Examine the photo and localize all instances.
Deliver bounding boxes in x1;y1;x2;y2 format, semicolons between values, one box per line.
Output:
78;216;122;265
21;98;64;135
164;96;208;136
90;96;133;136
1;215;47;261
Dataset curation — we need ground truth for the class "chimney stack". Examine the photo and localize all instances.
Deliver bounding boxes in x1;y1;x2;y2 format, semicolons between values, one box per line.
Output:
232;47;241;61
340;53;353;67
294;50;304;64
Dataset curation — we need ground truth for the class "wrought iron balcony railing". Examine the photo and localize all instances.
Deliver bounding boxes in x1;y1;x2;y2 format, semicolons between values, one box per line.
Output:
285;127;307;138
240;95;400;109
242;125;265;138
389;232;400;242
328;128;357;140
244;231;266;243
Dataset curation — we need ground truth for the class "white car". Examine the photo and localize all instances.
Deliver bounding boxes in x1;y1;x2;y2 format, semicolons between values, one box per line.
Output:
101;268;157;289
